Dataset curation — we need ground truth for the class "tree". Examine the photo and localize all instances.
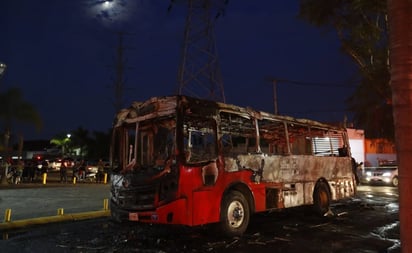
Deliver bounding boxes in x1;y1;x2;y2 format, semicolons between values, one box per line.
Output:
298;0;393;140
387;0;412;251
301;0;412;250
70;126;90;158
0;87;42;184
86;129;111;159
50;133;71;157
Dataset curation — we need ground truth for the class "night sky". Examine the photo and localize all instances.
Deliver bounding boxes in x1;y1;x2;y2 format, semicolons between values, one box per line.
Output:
0;0;357;141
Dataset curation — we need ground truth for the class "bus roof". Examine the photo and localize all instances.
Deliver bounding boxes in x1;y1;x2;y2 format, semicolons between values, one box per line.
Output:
113;95;346;132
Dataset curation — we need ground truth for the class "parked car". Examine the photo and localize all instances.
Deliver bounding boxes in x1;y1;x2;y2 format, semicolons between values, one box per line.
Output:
84;159;110;173
362;165;399;187
85;160;99;174
49;157;75;171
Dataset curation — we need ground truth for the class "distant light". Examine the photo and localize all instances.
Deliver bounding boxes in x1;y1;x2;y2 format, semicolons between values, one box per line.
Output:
67;134;71;138
0;62;6;76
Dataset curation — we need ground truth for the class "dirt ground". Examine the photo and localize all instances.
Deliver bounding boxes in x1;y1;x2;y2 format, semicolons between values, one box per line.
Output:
0;185;400;253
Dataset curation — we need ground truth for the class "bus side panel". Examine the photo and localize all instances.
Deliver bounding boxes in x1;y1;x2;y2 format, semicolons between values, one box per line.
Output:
260;155;355;206
191;170;268;225
283;182;305;208
262;155;353;183
249;183;267;212
192;190;221;225
177;168;197;225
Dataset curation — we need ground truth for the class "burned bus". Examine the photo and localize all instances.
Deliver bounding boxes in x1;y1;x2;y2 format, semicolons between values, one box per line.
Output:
109;95;356;236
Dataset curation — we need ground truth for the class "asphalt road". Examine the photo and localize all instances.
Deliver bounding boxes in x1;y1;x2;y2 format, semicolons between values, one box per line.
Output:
0;182;110;221
0;183;400;253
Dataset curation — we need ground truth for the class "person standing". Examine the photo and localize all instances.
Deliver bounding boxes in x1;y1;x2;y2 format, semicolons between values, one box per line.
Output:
72;161;79;182
27;160;36;182
78;159;85;181
41;160;49;174
15;160;24;184
60;159;68;183
96;159;105;183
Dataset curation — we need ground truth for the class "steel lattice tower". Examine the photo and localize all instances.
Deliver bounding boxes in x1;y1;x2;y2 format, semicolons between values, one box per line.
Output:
170;0;227;103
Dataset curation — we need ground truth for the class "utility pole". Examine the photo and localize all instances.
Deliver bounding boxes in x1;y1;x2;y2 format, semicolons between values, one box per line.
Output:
110;31;133;113
266;77;279;115
114;32;125;113
169;0;227;103
272;79;278;115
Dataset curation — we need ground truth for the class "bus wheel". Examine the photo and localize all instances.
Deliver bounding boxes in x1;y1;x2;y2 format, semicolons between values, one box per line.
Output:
313;180;331;216
219;191;250;237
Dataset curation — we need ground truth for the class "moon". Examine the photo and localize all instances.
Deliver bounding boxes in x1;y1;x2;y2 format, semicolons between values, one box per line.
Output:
84;0;137;28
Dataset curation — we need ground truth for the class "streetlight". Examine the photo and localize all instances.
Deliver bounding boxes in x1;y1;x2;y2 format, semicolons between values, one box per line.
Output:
61;134;71;156
0;62;6;77
65;134;71;156
0;62;6;89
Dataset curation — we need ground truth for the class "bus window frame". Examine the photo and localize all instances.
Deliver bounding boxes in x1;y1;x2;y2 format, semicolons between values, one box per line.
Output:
182;115;218;165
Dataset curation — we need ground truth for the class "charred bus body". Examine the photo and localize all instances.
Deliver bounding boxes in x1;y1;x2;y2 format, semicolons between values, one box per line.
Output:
109;95;356;236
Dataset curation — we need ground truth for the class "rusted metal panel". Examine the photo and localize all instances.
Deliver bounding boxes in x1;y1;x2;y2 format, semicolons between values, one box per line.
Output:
114;96;178;127
223;153;354;207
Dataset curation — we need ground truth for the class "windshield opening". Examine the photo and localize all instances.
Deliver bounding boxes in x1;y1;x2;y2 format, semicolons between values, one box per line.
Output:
112;118;176;171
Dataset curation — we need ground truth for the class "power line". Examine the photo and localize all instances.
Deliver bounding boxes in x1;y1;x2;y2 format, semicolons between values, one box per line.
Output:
265;77;358;115
266;77;359;88
283;109;350;114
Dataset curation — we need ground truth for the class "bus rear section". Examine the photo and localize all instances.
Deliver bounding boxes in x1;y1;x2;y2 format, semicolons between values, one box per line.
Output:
109;95;357;237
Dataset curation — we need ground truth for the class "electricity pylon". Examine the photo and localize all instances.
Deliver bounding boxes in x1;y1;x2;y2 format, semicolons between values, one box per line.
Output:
169;0;227;103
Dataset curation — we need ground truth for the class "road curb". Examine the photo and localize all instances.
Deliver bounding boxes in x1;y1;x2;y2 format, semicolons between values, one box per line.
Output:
0;210;110;231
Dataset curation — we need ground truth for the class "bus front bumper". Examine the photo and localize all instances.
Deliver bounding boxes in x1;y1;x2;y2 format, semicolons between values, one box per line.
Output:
110;197;190;225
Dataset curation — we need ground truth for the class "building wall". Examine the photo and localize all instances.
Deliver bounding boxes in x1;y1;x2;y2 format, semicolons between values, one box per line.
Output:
364;138;397;167
347;128;365;166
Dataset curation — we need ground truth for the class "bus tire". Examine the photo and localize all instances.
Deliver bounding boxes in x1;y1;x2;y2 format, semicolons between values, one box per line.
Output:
313;180;331;216
219;190;250;237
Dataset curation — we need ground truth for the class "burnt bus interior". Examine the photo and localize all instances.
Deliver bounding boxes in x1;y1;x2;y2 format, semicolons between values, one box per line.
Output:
112;103;347;172
183;116;217;164
218;110;346;159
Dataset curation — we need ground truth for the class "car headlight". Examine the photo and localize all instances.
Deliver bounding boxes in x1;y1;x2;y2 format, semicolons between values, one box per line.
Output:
382;172;391;177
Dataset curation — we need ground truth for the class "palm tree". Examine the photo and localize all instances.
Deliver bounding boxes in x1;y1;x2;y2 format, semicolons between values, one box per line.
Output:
387;0;412;251
0;87;42;184
50;134;71;157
